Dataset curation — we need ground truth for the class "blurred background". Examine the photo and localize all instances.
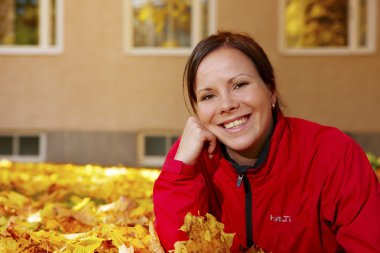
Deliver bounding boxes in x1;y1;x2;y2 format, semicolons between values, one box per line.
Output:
0;0;379;167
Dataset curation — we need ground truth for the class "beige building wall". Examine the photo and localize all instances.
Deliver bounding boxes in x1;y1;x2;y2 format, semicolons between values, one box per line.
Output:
0;0;379;164
0;0;189;132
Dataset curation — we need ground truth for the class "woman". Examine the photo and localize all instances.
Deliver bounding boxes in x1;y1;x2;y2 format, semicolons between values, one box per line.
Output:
153;32;380;252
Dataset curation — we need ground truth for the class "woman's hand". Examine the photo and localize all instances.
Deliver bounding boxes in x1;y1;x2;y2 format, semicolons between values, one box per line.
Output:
175;116;217;165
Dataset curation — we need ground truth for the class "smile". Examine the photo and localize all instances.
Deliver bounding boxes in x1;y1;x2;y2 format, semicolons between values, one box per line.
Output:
223;116;249;129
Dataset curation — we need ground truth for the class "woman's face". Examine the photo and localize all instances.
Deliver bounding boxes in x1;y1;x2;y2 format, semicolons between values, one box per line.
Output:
195;47;276;157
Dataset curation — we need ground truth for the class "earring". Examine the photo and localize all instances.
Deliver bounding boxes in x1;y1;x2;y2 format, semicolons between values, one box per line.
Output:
272;103;275;109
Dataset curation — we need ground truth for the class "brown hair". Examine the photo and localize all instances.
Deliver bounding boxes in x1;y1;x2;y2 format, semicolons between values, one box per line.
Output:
183;31;282;113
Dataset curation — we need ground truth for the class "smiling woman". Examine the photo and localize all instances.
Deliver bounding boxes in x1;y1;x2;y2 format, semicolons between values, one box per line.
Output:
153;31;380;253
194;48;276;164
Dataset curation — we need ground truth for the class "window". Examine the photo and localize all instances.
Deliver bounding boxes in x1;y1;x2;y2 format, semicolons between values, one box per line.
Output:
137;132;179;167
123;0;216;55
0;133;47;162
0;0;63;54
279;0;377;55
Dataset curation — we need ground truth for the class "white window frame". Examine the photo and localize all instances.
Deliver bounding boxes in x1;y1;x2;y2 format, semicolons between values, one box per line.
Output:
0;0;64;55
278;0;377;55
137;131;180;167
123;0;217;56
0;133;47;162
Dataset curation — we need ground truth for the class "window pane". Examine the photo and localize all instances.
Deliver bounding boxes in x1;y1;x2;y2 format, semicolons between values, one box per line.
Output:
19;136;39;155
358;0;367;47
0;0;39;45
170;136;179;146
201;0;209;38
50;0;56;45
0;136;13;155
145;136;166;156
0;0;58;47
285;0;348;48
132;0;192;48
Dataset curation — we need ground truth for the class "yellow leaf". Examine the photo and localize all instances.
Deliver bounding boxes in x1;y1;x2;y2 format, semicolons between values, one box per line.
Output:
68;235;103;253
0;237;19;253
148;222;165;253
119;243;134;253
101;224;127;247
172;213;235;253
72;197;91;211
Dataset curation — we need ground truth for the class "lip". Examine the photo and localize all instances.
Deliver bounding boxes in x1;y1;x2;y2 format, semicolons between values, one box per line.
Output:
218;114;251;130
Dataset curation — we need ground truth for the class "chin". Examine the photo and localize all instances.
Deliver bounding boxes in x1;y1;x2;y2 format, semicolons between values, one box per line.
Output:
221;138;256;152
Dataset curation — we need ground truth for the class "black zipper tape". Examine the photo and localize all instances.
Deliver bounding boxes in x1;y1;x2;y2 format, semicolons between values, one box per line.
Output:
243;174;254;248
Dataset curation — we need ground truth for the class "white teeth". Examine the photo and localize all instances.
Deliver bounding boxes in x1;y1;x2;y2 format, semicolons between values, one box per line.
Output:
224;117;248;129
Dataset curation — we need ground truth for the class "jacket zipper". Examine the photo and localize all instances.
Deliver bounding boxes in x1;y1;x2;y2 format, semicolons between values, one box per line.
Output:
236;174;244;187
237;173;254;249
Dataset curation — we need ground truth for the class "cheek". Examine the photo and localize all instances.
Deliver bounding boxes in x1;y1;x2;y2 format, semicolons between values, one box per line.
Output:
245;89;272;109
196;104;215;124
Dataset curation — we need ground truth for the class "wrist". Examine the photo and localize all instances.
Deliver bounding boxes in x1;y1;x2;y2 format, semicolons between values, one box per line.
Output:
174;154;195;165
164;157;198;177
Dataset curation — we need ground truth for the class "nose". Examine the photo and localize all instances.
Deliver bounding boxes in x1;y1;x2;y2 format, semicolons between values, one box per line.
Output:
219;94;239;114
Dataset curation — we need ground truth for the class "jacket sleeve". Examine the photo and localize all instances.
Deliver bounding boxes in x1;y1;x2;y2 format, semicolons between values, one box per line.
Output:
153;139;209;252
321;140;380;252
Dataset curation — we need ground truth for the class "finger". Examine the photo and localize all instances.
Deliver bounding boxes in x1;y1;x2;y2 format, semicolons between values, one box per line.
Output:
189;116;217;157
205;133;217;158
208;135;217;153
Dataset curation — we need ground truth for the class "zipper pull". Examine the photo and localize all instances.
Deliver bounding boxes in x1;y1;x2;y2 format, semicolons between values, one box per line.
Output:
236;174;244;187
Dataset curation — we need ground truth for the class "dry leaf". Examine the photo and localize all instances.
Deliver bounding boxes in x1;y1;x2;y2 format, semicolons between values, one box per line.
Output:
171;213;235;253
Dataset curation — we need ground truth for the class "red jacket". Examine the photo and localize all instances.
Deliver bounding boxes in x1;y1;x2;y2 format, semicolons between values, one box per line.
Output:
153;114;380;252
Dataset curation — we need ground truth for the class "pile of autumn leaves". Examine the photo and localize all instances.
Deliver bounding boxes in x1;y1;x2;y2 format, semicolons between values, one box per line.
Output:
2;155;377;253
0;160;234;253
367;153;380;180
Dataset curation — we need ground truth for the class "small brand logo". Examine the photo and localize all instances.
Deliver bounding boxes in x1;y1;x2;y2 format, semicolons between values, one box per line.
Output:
269;214;292;223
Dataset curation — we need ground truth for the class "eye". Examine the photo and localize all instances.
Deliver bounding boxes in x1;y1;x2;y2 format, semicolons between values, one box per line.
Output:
199;93;215;102
234;82;248;90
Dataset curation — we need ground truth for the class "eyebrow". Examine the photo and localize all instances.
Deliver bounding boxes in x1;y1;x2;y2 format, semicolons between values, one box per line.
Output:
227;73;253;83
196;73;253;94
